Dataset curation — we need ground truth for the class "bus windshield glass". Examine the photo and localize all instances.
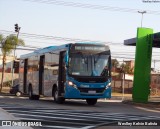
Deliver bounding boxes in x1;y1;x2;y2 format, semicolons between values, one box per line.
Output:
68;52;110;77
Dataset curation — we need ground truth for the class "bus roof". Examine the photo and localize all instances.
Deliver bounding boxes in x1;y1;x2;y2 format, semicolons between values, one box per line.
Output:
20;44;69;59
20;43;109;59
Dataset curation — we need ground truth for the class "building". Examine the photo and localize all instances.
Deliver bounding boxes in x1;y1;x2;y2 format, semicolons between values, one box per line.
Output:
124;60;135;72
0;55;19;86
0;55;15;73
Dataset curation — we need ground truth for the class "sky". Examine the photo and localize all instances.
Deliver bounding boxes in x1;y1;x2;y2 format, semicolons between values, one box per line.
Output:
0;0;160;70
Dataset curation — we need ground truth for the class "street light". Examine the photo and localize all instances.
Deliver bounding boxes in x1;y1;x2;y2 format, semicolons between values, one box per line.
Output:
138;11;147;27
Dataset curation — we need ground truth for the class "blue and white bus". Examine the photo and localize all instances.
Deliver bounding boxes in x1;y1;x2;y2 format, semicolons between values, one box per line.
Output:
19;43;112;105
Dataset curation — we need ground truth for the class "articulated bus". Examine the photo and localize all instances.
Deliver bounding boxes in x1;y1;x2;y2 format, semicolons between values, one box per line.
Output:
19;43;112;105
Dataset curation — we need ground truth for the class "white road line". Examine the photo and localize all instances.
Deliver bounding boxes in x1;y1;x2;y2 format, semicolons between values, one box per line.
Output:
33;109;97;112
4;106;160;121
7;108;156;119
140;116;160;120
7;109;103;116
41;125;79;129
20;109;129;118
16;117;42;121
80;126;95;129
2;107;58;110
7;109;142;121
9;110;160;121
43;124;94;129
6;109;122;118
0;96;27;99
136;106;160;113
10;113;145;122
0;96;4;98
18;117;91;126
10;113;89;121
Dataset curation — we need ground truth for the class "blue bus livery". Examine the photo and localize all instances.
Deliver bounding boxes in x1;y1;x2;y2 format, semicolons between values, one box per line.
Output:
19;43;111;105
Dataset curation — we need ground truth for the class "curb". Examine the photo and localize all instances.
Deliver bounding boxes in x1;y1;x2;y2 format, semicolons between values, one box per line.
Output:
122;100;160;107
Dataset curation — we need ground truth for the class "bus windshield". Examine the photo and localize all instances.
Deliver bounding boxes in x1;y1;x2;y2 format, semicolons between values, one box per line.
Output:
68;52;110;77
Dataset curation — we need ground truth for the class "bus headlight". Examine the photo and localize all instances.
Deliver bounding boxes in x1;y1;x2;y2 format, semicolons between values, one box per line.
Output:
68;81;77;89
68;81;73;86
105;82;111;89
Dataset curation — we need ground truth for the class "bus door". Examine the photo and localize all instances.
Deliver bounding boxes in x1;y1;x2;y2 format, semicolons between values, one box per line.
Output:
23;59;28;93
39;55;45;95
58;51;66;96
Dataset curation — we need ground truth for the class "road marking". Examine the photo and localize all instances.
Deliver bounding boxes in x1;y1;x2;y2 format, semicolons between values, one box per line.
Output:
17;117;92;125
10;112;90;121
98;99;122;102
136;106;160;113
80;126;95;129
6;109;149;121
2;104;160;129
0;95;123;102
0;96;27;99
41;125;79;129
7;108;160;123
9;111;115;120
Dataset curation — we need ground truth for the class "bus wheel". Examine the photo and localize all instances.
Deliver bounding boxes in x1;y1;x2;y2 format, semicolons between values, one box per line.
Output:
28;86;39;100
29;87;33;100
53;87;65;104
86;99;97;105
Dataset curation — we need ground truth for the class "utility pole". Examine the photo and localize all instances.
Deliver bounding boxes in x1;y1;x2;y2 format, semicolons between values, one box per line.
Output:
11;24;21;87
138;11;147;27
122;60;125;101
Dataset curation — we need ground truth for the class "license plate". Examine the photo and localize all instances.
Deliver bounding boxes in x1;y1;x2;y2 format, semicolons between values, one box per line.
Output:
88;90;96;94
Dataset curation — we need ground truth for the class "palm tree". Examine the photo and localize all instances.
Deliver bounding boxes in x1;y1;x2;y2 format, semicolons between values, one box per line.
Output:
0;34;25;92
112;59;119;68
111;59;119;73
120;63;134;74
120;62;134;93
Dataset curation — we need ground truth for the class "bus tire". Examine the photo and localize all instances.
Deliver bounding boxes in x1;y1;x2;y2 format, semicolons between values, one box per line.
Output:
34;95;40;100
86;99;97;105
28;86;34;100
28;86;39;100
53;87;65;104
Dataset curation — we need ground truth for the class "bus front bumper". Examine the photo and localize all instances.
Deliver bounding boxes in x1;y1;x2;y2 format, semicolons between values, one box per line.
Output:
64;85;111;99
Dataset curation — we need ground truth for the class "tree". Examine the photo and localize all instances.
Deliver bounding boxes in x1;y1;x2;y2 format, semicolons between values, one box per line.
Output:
120;62;134;74
111;59;119;68
120;62;134;93
111;59;119;73
120;62;131;93
0;34;25;92
121;63;129;74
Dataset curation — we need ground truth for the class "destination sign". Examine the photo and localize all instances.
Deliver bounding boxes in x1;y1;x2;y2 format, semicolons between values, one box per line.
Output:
74;46;106;51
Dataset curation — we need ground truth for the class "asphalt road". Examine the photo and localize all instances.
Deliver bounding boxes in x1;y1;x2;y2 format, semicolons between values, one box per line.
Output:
0;95;160;129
